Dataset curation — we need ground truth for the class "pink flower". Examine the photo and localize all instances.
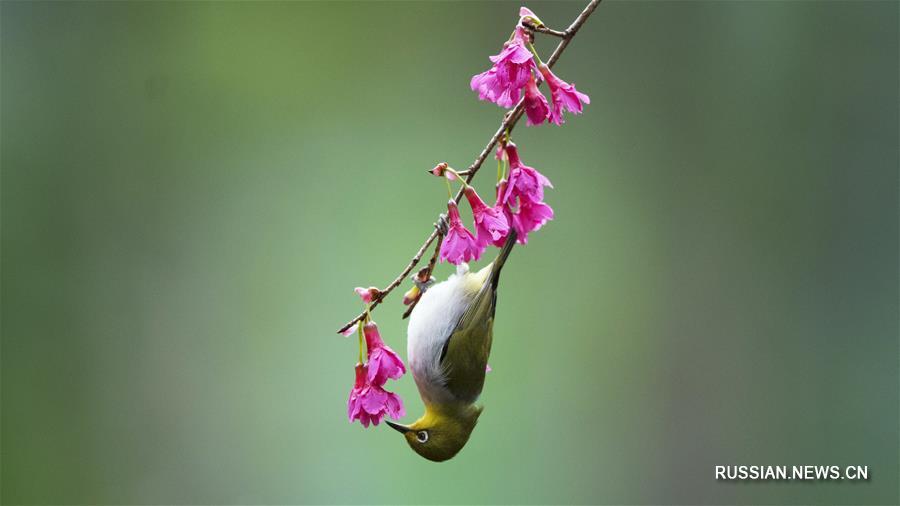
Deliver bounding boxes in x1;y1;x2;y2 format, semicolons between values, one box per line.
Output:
363;322;406;386
511;195;554;244
471;27;536;108
523;75;550;126
501;143;553;205
538;64;590;125
348;363;404;428
440;200;484;264
496;178;509;203
495;144;555;244
464;186;510;247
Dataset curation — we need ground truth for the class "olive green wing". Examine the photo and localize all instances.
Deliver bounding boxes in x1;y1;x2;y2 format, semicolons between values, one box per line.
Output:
440;278;495;403
439;230;516;403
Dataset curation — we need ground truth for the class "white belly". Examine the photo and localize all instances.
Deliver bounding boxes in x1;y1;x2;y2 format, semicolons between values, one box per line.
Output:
406;264;480;404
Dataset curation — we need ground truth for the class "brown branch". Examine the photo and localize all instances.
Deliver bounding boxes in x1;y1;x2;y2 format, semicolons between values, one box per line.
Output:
336;0;603;334
336;229;440;335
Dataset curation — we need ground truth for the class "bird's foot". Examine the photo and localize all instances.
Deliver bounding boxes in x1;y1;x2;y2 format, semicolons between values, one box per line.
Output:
411;269;436;293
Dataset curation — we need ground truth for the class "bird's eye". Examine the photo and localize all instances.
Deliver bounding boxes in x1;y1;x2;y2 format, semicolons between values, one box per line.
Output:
416;430;429;443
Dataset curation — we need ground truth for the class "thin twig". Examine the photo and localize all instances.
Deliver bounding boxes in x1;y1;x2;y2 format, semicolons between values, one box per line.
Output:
401;235;443;319
336;0;602;334
337;228;440;335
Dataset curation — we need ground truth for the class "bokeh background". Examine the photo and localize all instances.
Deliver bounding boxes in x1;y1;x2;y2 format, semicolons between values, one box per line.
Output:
2;1;897;504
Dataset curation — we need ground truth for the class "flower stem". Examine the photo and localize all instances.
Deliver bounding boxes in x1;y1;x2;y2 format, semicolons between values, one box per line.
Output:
445;177;453;199
446;168;470;188
357;321;365;364
527;42;545;66
497;132;509;182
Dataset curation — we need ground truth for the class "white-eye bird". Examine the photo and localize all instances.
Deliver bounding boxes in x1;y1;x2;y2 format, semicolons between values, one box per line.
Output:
386;229;517;461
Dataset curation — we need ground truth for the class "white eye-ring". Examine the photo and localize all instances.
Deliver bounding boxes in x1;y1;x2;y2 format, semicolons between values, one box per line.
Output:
416;430;429;443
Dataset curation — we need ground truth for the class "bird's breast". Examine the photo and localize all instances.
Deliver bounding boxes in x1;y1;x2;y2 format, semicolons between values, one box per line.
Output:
406;267;482;405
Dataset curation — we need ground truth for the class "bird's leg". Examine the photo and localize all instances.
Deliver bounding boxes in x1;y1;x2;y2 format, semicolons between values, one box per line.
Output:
411;270;436;293
434;213;449;236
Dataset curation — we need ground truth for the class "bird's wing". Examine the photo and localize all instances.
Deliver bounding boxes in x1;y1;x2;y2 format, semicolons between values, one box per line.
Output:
439;276;495;403
439;230;516;403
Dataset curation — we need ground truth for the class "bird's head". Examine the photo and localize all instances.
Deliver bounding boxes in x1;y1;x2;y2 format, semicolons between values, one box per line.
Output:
386;403;483;462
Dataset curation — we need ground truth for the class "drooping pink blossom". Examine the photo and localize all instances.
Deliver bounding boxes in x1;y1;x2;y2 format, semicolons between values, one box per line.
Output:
464;186;510;247
494;144;555;244
440;200;484;264
501;143;553;205
348;363;405;428
511;195;554;244
470;27;536;108
538;64;590;125
363;322;406;386
523;75;550;126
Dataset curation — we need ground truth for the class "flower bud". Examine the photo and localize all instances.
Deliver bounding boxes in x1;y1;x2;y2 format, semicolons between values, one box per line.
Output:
428;162;449;177
402;285;421;306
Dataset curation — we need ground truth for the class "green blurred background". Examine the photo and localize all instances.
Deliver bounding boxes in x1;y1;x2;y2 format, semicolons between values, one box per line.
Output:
2;1;897;504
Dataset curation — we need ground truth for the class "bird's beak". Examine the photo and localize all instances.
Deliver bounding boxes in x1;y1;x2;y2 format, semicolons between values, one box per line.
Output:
385;420;410;434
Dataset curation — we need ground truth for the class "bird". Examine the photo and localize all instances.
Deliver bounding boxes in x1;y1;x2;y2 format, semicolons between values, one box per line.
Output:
385;226;517;462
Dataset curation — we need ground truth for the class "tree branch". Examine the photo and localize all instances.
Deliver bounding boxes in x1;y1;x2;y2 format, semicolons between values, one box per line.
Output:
336;0;602;335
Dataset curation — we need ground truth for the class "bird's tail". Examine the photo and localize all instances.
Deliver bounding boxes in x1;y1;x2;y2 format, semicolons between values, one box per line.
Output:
489;229;517;288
